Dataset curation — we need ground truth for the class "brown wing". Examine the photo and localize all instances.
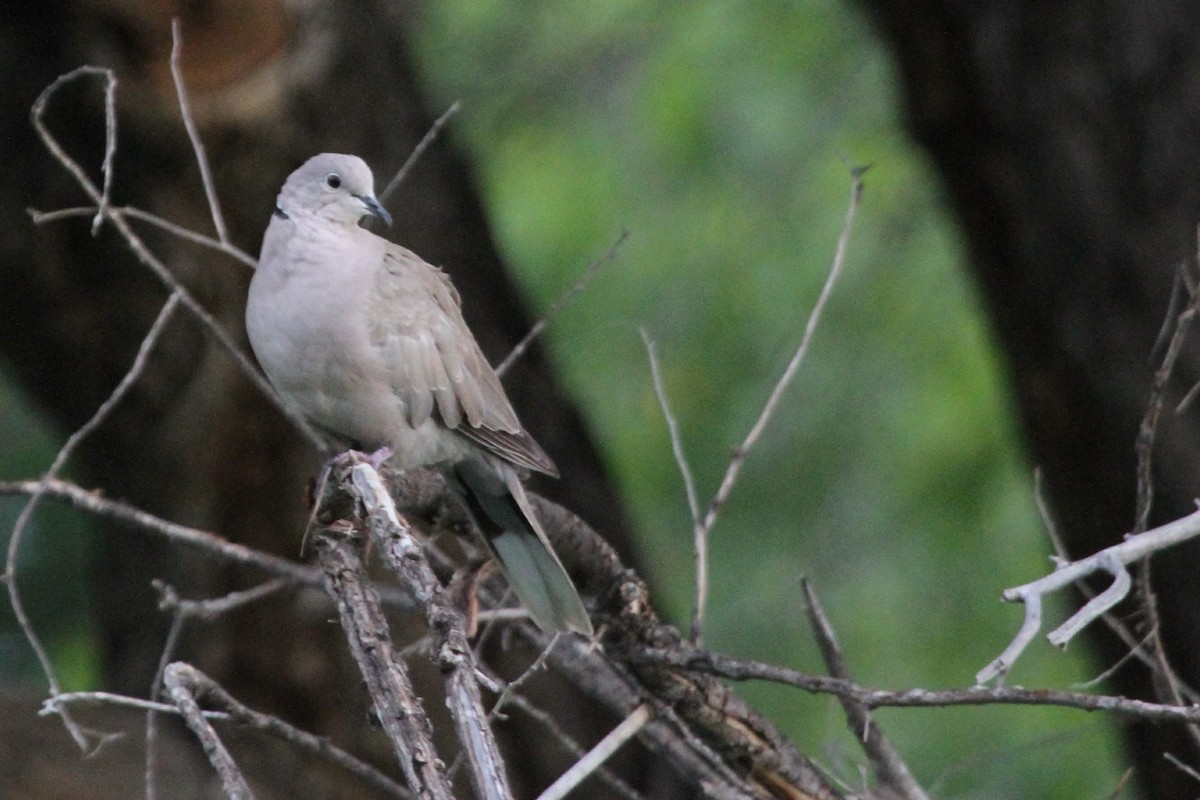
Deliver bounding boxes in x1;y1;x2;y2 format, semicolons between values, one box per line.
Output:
368;246;557;476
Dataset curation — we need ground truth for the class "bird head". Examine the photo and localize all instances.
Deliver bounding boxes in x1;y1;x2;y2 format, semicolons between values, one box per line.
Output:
277;153;393;228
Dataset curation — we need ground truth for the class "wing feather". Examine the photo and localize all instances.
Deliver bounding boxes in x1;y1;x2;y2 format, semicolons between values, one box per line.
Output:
369;246;557;475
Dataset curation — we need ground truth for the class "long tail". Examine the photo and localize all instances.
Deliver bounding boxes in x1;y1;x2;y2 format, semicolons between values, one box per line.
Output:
454;460;593;636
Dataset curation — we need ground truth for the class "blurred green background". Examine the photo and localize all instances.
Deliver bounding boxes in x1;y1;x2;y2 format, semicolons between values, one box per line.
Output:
0;0;1130;797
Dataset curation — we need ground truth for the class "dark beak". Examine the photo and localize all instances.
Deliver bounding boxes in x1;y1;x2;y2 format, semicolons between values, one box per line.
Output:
357;194;393;228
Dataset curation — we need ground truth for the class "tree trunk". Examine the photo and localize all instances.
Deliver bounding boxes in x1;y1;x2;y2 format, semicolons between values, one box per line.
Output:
862;3;1200;796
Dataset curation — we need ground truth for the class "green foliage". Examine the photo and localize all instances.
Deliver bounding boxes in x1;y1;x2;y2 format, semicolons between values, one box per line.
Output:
410;1;1127;795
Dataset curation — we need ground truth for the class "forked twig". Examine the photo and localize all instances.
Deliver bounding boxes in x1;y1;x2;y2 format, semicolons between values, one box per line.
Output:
4;290;182;751
31;67;329;451
163;663;253;800
676;166;866;643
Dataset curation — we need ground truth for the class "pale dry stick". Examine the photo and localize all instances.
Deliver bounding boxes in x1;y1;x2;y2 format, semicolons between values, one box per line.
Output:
536;704;652;800
175;665;413;800
689;167;866;644
496;229;629;377
146;597;186;800
1164;752;1200;785
4;289;183;752
537;628;757;796
90;64;117;235
170;19;228;244
977;505;1200;684
32;67;327;451
0;478;323;588
630;643;1200;725
346;461;513;800
47;686;411;800
30;206;257;268
379;100;462;205
447;634;559;780
145;580;288;800
802;578;928;800
0;477;423;606
44;692;229;719
640;329;704;644
476;666;651;800
163;663;254;800
318;532;454;800
641;329;700;525
1036;469;1200;701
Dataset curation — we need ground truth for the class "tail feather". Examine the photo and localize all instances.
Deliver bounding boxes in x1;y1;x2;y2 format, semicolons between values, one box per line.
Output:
454;460;593;636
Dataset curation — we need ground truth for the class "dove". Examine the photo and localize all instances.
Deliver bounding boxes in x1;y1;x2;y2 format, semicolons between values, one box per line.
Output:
246;153;592;635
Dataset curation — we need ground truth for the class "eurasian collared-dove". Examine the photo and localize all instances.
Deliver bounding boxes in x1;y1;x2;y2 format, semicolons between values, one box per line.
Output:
246;153;592;636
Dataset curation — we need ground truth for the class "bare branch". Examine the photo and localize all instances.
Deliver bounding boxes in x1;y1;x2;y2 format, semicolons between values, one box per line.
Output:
91;65;117;234
31;67;327;450
4;289;182;751
317;530;453;800
340;458;512;800
497;229;628;377
978;506;1200;684
1;478;315;587
29;205;257;268
170;19;228;244
536;704;651;800
803;579;928;800
689;166;865;643
640;328;704;644
478;668;651;800
629;644;1200;725
380;101;462;205
163;663;254;800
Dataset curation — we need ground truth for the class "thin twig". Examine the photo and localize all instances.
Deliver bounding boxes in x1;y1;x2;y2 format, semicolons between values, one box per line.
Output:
31;67;327;450
170;19;228;244
490;634;560;722
380;101;462;205
163;663;254;800
49;683;412;799
640;328;703;644
477;667;650;800
691;166;865;643
29;206;257;268
497;229;628;377
1164;752;1200;785
802;579;928;800
628;645;1200;725
1130;248;1200;758
43;692;227;719
4;289;182;752
185;665;413;800
146;586;187;800
91;67;117;235
535;704;651;800
0;478;323;589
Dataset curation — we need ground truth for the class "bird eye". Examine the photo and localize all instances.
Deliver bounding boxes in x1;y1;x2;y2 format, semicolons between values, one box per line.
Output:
325;173;342;189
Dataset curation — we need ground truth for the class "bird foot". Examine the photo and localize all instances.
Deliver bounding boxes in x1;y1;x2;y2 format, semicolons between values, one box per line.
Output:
363;446;393;470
